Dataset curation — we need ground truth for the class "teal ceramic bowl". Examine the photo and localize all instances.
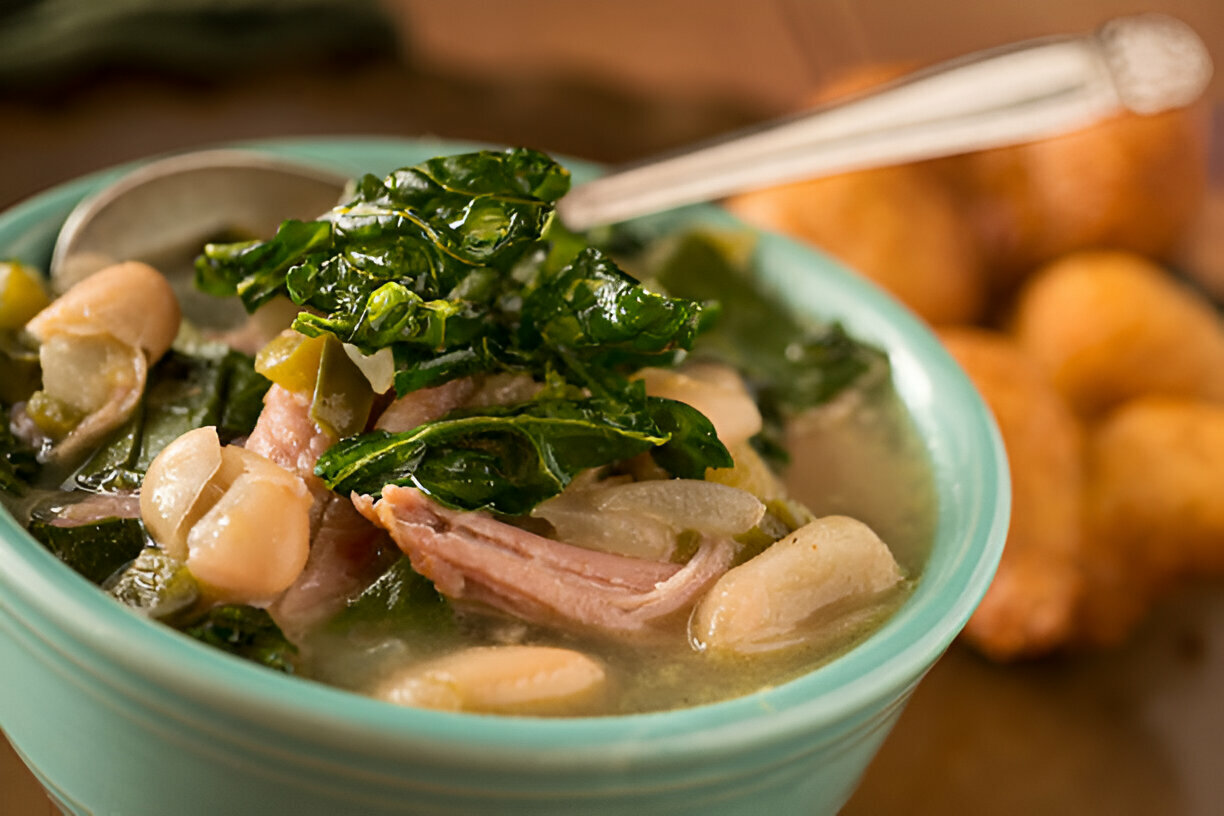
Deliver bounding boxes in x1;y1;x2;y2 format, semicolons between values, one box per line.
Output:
0;137;1008;816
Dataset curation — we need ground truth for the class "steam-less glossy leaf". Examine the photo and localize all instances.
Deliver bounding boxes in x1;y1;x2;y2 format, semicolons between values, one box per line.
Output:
521;247;705;373
195;148;571;361
28;517;147;585
314;394;718;515
645;396;733;478
330;557;454;635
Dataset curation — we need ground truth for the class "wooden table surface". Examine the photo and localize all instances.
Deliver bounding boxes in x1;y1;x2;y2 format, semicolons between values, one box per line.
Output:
2;21;1224;815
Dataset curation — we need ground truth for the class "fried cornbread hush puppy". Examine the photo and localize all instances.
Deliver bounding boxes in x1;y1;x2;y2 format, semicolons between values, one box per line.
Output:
1082;397;1224;644
726;166;986;326
953;106;1208;288
939;327;1085;660
1011;250;1224;418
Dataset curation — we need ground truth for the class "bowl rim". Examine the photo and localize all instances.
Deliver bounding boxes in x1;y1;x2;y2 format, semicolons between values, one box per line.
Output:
0;135;1009;768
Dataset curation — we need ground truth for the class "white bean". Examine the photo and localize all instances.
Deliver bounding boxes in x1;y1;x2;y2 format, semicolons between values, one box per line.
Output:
27;261;180;362
690;516;903;654
374;645;608;715
140;427;312;603
26;262;181;462
33;334;146;463
140;426;224;558
184;457;312;603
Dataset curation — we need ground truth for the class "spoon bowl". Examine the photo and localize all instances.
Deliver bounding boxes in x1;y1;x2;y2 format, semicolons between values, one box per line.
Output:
50;149;348;327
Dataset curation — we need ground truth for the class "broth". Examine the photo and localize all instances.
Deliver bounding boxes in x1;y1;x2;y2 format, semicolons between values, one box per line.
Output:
297;380;936;715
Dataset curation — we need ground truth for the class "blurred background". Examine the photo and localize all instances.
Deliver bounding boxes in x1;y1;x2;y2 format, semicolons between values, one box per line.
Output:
3;1;1224;814
1;0;1221;211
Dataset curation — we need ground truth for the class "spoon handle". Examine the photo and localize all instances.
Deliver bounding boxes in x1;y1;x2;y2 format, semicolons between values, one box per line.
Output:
556;13;1212;231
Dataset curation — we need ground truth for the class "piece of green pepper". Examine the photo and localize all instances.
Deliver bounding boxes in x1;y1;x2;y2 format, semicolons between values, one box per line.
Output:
311;336;374;438
254;330;326;394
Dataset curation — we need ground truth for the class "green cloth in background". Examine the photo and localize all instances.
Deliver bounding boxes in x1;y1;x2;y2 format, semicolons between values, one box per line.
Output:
0;0;400;88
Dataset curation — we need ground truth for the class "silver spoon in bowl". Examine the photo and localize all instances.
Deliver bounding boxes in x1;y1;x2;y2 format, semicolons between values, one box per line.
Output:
50;151;351;329
50;12;1211;312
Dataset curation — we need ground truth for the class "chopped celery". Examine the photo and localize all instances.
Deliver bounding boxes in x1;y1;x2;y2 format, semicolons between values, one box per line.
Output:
255;331;372;436
311;336;374;438
254;331;325;394
24;390;84;439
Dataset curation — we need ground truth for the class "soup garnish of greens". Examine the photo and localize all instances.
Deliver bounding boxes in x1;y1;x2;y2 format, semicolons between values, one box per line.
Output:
0;148;934;716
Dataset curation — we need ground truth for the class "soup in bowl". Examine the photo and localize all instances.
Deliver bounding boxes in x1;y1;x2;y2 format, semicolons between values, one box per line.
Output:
0;137;1007;815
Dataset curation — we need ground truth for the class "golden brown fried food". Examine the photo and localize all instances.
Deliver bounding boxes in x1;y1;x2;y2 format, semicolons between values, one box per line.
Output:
1010;250;1224;418
1180;189;1224;303
724;60;986;326
938;326;1085;660
726;165;987;325
949;106;1209;289
1080;397;1224;645
733;62;1220;659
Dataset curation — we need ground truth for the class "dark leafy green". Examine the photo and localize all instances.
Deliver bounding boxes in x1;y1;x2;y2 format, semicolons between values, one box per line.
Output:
330;557;454;634
183;605;297;674
644;395;734;478
519;247;705;393
316;391;728;515
377;247;709;397
639;229;887;464
0;403;39;496
72;349;269;491
646;230;886;413
28;517;147;585
195;149;734;514
196;147;571;359
195;150;711;399
216;351;273;438
73;409;143;491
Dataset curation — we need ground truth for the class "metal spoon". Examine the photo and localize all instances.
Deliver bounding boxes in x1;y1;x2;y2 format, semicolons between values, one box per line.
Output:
50;150;349;328
51;13;1211;296
557;12;1212;229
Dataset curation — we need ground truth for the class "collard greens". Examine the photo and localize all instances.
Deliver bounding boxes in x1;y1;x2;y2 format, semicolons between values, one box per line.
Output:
196;147;881;515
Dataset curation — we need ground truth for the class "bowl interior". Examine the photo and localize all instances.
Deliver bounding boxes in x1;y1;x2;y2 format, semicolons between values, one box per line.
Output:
0;136;1008;762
